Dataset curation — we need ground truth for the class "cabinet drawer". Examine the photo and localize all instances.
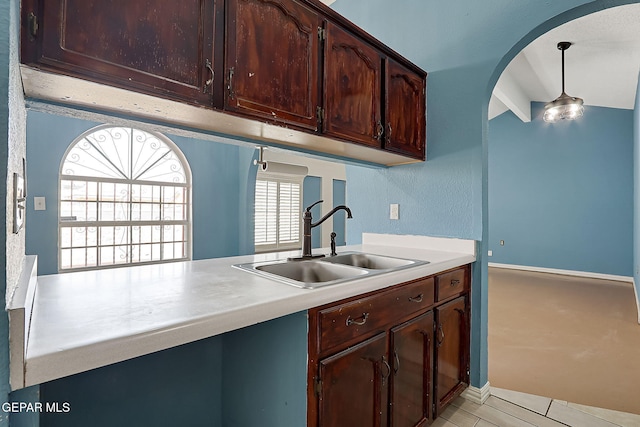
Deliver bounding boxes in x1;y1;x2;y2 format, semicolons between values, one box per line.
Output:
317;277;434;354
390;277;435;316
436;268;468;301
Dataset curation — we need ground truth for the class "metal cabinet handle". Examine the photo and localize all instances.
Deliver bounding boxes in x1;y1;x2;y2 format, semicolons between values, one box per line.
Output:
450;279;460;287
375;121;384;141
381;356;391;385
437;324;444;346
203;59;214;93
393;351;400;374
346;312;369;326
387;123;392;138
408;293;423;303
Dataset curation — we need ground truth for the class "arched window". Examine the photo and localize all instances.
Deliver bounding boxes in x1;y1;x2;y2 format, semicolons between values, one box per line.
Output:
59;125;192;271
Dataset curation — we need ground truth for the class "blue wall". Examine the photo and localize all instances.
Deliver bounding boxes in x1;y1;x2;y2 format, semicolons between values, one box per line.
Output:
5;1;640;425
25;111;254;275
303;176;322;248
40;337;223;427
332;179;347;246
635;73;640;308
333;0;640;388
489;103;633;276
221;312;308;426
23;112;262;426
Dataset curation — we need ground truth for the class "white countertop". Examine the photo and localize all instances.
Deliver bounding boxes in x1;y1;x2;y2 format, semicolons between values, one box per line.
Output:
19;234;476;388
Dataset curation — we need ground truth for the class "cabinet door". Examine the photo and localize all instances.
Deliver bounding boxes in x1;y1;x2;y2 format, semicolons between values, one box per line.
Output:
384;58;426;159
225;0;321;130
323;22;383;148
23;0;217;106
434;296;469;416
390;311;434;427
318;333;389;427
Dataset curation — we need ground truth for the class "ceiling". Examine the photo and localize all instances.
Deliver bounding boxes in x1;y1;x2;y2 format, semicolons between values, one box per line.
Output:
489;3;640;121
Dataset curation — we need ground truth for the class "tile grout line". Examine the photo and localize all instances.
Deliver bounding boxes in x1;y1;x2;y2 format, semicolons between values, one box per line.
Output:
548;399;627;427
488;395;571;427
545;399;553;417
462;396;538;427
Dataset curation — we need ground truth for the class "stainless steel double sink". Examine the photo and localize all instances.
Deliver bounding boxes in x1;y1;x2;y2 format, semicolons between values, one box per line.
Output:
233;252;429;289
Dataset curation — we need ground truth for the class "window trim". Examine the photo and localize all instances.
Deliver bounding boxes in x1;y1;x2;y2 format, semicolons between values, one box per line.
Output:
58;125;192;272
254;172;304;253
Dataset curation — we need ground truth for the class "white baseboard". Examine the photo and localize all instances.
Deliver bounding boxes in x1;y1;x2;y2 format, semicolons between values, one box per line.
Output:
488;263;633;284
461;381;491;405
634;278;640;325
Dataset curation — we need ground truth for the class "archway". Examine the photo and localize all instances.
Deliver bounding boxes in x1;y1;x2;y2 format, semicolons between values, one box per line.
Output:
483;0;640;414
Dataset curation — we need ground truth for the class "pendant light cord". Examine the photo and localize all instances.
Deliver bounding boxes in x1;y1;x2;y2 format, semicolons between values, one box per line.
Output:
561;47;566;94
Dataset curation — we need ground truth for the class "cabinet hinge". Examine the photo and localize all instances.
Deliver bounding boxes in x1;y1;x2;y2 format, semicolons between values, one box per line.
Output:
314;378;322;396
28;12;39;38
316;106;324;126
227;67;235;99
317;27;326;41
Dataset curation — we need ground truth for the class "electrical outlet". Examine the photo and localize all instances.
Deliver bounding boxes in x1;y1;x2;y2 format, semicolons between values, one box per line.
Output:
488;250;493;257
34;196;46;211
500;240;504;246
390;204;399;220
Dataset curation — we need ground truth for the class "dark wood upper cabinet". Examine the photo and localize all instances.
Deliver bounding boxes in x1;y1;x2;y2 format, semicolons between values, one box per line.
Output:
225;0;321;130
318;333;389;427
22;0;217;106
385;58;426;159
390;311;434;427
323;21;384;148
21;0;427;164
434;295;469;417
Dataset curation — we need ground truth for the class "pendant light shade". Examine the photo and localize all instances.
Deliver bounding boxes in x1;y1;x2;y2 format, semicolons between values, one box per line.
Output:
543;42;584;123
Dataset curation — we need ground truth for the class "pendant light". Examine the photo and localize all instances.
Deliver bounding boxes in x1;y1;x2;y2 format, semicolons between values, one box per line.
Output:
543;41;584;123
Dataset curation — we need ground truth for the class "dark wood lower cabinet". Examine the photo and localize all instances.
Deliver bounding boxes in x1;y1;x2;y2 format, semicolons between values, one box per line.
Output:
308;265;471;427
390;311;434;427
435;295;470;416
319;333;388;427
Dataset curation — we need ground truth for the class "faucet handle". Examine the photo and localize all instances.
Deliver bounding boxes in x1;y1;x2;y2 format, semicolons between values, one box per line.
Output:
305;200;323;212
330;232;337;256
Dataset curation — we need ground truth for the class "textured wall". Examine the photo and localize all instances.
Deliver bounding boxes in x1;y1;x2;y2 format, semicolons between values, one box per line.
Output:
25;112;254;275
489;103;633;276
333;0;640;388
40;337;223;427
1;0;26;424
634;72;640;317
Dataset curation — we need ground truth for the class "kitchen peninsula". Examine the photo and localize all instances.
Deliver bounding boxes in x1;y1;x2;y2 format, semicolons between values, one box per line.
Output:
9;234;475;425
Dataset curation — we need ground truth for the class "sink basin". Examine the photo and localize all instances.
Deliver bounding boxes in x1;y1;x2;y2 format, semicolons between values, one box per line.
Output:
322;252;421;270
234;259;368;289
233;252;429;289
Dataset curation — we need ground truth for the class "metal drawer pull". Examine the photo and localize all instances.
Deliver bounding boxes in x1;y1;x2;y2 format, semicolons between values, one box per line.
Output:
408;293;423;303
450;279;461;287
346;312;369;326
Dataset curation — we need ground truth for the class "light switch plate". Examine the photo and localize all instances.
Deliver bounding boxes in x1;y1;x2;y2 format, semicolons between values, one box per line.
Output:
390;204;399;220
34;196;46;211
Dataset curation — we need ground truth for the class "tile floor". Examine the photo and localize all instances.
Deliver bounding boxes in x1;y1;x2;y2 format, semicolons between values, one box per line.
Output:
434;387;640;427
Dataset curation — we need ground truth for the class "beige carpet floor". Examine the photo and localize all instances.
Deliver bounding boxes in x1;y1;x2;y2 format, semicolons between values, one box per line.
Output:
488;267;640;416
